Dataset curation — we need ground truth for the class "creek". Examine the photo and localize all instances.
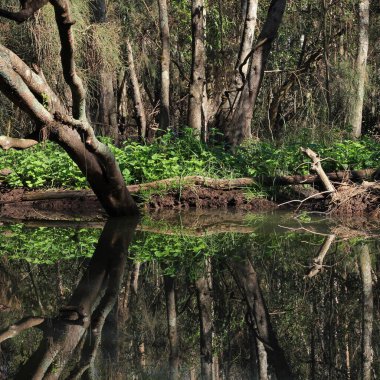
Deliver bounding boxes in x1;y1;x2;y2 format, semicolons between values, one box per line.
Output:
0;210;378;379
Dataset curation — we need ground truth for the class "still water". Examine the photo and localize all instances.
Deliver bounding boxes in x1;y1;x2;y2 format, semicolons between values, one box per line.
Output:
0;210;378;379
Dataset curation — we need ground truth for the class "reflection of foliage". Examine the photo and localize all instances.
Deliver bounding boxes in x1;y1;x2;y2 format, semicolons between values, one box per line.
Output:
0;225;100;263
0;219;378;378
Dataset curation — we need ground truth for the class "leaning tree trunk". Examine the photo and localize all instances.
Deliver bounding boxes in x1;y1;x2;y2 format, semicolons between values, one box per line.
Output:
349;0;369;138
188;0;208;140
230;257;293;379
158;0;171;131
0;0;138;216
214;0;258;138
126;39;147;140
226;0;287;147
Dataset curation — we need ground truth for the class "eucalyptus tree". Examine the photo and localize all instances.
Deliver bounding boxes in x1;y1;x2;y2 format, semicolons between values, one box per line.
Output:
188;0;208;140
0;0;138;216
349;0;369;138
158;0;171;131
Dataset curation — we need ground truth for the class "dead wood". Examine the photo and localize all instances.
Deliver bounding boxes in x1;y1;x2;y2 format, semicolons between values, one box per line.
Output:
301;147;336;193
328;182;380;217
304;234;336;279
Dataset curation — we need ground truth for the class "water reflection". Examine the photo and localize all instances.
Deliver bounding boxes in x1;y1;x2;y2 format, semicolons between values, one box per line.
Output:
0;212;378;379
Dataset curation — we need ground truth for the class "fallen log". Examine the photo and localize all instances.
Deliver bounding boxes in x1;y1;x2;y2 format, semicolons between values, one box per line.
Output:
0;169;377;204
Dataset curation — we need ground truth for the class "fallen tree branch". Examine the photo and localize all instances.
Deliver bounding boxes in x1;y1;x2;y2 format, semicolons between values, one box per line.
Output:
304;234;336;279
301;147;336;193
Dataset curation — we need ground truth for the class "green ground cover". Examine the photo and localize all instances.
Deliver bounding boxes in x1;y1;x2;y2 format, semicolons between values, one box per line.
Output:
1;131;379;190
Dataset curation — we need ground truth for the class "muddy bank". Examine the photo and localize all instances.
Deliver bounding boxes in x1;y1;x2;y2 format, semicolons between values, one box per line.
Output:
147;187;276;210
0;186;276;221
1;180;379;221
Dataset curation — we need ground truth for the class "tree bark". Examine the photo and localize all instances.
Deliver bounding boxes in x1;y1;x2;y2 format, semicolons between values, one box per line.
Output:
227;0;287;147
188;0;208;140
158;0;171;131
349;0;369;138
126;39;147;140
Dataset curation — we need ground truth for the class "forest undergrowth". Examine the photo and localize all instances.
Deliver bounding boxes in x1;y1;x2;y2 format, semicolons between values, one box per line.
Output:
1;130;379;196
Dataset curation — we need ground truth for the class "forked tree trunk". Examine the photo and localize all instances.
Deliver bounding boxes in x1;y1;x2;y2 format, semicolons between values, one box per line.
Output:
126;39;147;140
349;0;369;138
188;0;208;140
227;0;287;147
158;0;171;131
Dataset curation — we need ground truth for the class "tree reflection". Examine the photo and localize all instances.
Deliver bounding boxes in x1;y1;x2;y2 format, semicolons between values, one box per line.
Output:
0;217;138;379
0;217;378;379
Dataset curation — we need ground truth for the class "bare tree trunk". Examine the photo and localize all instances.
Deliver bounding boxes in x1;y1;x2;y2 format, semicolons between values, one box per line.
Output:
90;0;119;142
227;0;287;147
359;244;373;380
196;258;213;380
158;0;171;131
126;39;147;140
188;0;208;140
214;0;258;136
350;0;369;138
164;275;179;380
236;0;259;83
98;72;119;141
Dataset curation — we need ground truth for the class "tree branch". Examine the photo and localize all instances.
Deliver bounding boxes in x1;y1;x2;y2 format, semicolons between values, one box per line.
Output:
50;0;86;120
0;44;65;115
0;316;45;343
0;1;49;23
0;136;38;150
301;147;336;193
0;49;54;124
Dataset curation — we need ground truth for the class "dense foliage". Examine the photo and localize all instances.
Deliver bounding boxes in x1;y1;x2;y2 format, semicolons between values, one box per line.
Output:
1;132;379;190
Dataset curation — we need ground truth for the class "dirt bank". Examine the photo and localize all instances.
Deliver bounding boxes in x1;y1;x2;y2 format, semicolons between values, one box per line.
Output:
0;186;276;221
